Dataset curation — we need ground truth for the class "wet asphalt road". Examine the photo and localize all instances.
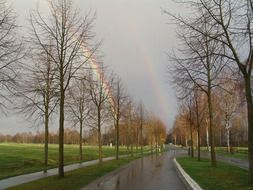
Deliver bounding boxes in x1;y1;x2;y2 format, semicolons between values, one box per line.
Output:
112;151;186;190
82;150;187;190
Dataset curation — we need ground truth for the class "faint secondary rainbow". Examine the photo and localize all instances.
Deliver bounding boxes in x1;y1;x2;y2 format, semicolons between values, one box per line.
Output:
119;11;170;125
81;16;169;124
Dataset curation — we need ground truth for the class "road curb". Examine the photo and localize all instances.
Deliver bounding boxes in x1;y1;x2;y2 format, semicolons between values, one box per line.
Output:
173;158;203;190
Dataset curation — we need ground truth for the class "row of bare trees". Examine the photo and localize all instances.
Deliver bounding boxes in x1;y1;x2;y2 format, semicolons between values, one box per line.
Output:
0;129;81;144
0;110;167;153
170;85;245;154
0;0;167;178
166;0;253;181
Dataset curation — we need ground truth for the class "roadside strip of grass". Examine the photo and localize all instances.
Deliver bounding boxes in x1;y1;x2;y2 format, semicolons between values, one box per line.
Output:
177;157;253;190
200;147;248;160
6;156;138;190
0;143;152;179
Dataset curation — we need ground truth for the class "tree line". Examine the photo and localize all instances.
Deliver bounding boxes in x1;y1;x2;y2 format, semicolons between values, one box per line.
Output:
0;114;167;150
0;0;167;178
165;0;253;182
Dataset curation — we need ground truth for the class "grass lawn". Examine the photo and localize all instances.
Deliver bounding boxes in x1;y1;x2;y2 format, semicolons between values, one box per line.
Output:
0;143;149;179
216;147;248;160
201;147;248;160
6;157;136;190
177;157;253;190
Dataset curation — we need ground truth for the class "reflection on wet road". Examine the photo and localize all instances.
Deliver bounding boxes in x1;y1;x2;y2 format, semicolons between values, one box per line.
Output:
113;151;186;190
82;150;186;190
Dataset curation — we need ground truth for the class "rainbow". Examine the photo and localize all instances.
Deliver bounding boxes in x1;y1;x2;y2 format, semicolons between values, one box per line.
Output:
81;45;116;113
81;15;169;126
117;11;170;125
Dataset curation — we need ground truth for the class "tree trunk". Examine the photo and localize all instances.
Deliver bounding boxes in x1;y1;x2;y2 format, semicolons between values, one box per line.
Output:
150;137;153;153
131;142;133;157
44;112;49;172
207;92;216;166
141;140;143;156
58;68;65;178
245;75;253;181
58;91;65;177
206;121;210;151
190;126;194;158
226;128;230;154
196;97;201;161
140;119;143;157
115;81;120;160
79;119;83;162
98;109;102;164
155;137;158;155
44;68;50;172
225;115;230;153
207;57;216;166
115;118;119;160
197;125;201;161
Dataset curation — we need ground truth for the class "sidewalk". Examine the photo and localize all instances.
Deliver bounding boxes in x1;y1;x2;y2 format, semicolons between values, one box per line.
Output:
0;157;115;190
201;152;248;170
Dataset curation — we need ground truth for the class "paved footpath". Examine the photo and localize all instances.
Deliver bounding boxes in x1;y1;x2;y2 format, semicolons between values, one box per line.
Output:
216;154;248;169
82;150;187;190
201;152;248;170
0;157;115;190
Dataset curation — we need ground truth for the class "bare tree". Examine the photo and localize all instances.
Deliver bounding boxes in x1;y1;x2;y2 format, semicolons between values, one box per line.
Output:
216;75;240;153
144;112;167;154
153;116;167;154
146;113;155;153
16;44;57;172
122;97;135;157
166;0;253;178
137;101;144;156
175;110;190;146
178;99;195;158
187;99;194;158
167;10;226;166
29;0;98;177
0;0;23;112
88;63;111;164
110;75;127;160
192;88;206;161
66;78;90;162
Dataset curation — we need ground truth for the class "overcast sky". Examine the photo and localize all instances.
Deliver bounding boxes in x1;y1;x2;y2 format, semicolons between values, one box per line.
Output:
0;0;179;134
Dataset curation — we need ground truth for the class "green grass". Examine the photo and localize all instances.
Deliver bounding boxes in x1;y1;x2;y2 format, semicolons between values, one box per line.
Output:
177;157;253;190
0;143;150;179
6;157;136;190
201;147;248;160
216;147;248;160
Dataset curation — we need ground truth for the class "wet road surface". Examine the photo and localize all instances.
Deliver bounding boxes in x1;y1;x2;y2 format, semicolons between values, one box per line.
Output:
82;150;187;190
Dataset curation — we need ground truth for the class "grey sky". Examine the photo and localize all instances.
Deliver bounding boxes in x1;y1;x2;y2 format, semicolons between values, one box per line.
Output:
0;0;178;134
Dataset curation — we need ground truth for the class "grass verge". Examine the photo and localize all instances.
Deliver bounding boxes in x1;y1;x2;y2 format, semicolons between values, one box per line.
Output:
6;157;137;190
177;157;253;190
0;143;150;179
201;147;248;160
